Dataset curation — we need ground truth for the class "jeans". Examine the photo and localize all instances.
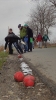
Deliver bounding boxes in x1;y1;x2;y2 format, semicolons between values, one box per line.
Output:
24;42;28;52
13;42;23;53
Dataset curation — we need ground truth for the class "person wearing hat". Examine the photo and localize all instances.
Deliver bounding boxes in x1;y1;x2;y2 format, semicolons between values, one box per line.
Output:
4;28;23;54
18;24;27;52
18;24;27;40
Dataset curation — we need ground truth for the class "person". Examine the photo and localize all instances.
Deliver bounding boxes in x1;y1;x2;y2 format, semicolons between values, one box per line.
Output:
4;29;13;54
18;24;27;52
24;24;33;52
18;24;27;40
4;28;23;54
43;34;50;48
36;33;42;48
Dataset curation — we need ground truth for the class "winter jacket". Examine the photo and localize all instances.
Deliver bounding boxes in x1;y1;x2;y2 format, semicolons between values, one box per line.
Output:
5;32;20;43
27;27;33;38
43;34;49;41
37;34;42;42
20;27;27;39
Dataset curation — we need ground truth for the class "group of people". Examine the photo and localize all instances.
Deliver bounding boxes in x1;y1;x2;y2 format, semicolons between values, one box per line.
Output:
36;33;50;48
4;24;50;54
4;24;34;54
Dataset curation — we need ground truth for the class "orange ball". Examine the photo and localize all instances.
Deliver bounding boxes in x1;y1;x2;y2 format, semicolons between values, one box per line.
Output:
14;71;24;82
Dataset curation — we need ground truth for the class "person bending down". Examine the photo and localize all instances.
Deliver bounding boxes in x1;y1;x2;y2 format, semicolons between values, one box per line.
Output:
4;28;23;54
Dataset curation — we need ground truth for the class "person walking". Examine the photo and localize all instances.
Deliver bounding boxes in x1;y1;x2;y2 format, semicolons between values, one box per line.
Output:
36;33;42;48
43;34;50;48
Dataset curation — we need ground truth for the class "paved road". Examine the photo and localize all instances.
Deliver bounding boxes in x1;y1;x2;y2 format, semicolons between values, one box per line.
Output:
23;48;56;84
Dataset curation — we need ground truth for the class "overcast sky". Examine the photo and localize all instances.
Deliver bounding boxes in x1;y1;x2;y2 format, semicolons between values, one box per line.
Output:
0;0;56;45
0;0;35;45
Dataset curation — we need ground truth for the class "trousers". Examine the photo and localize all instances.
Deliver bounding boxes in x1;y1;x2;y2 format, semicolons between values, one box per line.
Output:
13;42;23;54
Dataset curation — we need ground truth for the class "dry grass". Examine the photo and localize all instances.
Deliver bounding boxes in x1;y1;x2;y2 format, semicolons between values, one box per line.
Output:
0;46;9;69
0;46;4;52
47;43;56;47
0;43;56;52
0;45;9;52
0;51;8;69
35;42;56;48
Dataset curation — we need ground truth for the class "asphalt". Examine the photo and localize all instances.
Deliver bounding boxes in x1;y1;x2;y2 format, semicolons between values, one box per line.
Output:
23;47;56;94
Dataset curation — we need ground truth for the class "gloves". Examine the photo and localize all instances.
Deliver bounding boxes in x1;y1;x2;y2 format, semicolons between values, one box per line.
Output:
4;49;6;52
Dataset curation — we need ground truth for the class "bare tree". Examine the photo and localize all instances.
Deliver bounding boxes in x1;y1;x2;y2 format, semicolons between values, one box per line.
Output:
49;0;56;7
31;0;56;7
26;3;56;35
26;18;39;35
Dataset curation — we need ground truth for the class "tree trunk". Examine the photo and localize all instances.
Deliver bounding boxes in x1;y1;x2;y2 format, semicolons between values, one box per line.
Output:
37;26;38;35
40;23;43;35
46;28;48;35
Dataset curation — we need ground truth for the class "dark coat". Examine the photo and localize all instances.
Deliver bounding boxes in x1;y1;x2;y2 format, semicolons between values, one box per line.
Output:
5;32;20;43
43;34;49;42
27;27;33;38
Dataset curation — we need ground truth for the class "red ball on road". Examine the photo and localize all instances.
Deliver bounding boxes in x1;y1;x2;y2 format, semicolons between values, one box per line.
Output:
23;75;35;82
23;75;35;87
14;71;24;82
18;54;22;58
24;78;35;87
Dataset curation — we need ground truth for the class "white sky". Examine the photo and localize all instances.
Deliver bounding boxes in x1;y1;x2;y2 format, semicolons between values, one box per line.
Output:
0;0;56;45
0;0;35;45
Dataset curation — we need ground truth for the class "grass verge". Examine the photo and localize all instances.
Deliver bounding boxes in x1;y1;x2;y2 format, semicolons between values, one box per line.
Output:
0;51;8;69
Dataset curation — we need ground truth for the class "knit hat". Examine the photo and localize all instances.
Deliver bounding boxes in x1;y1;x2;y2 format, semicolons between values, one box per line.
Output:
24;24;28;27
18;24;21;28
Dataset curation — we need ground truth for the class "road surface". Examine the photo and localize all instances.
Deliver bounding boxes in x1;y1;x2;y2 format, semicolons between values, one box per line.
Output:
23;48;56;84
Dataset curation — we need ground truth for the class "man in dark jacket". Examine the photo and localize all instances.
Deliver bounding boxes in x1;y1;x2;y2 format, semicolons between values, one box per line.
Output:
24;24;33;52
4;28;23;54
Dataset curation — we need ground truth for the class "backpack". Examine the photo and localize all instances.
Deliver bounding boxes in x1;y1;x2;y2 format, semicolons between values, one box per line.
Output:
44;35;48;41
